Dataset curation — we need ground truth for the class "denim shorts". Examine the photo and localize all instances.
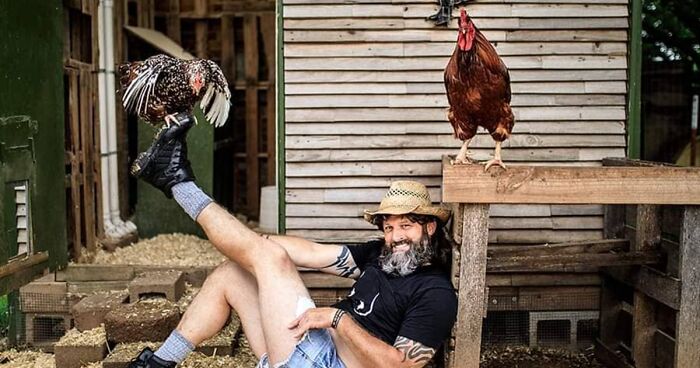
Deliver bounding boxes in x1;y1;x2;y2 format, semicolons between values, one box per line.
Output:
256;328;346;368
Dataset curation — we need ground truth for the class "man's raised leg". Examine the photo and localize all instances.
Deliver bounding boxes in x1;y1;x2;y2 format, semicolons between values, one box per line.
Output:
197;203;314;365
131;114;314;365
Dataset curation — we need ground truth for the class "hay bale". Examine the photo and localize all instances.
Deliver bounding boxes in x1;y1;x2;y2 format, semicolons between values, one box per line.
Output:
0;349;55;368
196;314;242;356
176;283;200;313
54;326;108;368
93;234;226;267
231;335;258;368
104;299;180;343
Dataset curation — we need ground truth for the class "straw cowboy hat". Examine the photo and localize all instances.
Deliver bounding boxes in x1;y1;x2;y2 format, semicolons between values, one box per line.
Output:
364;180;451;224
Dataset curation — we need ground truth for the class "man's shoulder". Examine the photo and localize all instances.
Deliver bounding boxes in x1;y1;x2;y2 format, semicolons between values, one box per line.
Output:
413;268;456;292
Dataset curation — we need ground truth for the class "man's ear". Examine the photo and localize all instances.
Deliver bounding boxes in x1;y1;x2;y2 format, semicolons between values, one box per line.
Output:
427;220;437;236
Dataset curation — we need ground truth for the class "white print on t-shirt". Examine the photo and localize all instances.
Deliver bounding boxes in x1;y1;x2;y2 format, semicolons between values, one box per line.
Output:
354;293;380;316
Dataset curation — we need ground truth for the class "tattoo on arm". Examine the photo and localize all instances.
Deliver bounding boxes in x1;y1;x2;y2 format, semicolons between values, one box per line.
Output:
322;247;359;278
394;336;435;366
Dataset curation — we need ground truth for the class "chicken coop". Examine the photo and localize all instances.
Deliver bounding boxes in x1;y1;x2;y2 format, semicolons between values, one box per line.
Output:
3;0;700;367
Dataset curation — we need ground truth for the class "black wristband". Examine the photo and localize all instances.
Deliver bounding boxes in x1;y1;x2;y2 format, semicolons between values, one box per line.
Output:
331;309;346;329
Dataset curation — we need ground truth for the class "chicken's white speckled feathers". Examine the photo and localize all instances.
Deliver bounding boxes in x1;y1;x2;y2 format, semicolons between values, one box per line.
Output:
198;59;231;128
119;54;231;127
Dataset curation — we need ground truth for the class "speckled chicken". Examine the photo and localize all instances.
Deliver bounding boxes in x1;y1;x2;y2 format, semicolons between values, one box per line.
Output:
119;54;231;128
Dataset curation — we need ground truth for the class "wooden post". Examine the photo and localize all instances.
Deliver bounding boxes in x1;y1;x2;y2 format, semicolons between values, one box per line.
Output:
68;69;82;261
244;14;260;217
166;0;181;44
80;68;96;254
194;0;208;59
260;14;276;186
220;15;235;82
676;206;700;367
451;203;489;368
632;204;660;368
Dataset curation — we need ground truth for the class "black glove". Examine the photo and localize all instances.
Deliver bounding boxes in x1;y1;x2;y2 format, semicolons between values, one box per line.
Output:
130;113;196;198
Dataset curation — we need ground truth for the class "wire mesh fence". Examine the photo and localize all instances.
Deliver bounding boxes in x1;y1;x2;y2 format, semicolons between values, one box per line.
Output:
482;290;600;351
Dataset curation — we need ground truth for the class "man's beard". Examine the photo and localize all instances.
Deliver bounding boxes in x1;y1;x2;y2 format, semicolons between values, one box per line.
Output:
379;228;434;277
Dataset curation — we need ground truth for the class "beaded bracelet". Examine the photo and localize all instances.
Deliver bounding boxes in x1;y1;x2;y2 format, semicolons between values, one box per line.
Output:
331;309;346;329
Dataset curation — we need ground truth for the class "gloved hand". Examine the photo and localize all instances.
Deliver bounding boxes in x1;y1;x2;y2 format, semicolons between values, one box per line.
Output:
130;113;196;198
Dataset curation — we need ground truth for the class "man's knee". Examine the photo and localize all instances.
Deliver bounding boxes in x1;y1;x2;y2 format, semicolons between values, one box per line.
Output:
254;242;295;271
206;260;240;287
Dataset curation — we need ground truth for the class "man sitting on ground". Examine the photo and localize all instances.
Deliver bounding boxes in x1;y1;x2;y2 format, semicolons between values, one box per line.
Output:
127;113;458;368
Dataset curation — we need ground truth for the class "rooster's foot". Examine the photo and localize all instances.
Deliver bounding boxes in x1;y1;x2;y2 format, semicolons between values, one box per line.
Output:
483;159;507;171
164;114;181;128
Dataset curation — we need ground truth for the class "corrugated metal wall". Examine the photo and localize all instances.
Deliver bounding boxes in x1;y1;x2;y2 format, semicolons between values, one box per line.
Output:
282;0;629;244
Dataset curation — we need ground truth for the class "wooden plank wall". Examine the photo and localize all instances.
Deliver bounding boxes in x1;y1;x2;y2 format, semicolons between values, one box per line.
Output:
283;0;629;243
63;0;102;260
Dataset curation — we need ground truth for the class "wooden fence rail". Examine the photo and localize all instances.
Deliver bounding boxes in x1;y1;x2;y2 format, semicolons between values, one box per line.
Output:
441;156;700;368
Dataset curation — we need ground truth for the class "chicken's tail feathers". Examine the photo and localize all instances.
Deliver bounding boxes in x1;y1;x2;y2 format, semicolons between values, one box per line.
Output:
117;61;141;92
121;66;160;117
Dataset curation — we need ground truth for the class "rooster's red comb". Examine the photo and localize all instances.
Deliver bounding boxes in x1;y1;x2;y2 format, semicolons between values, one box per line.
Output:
460;8;468;21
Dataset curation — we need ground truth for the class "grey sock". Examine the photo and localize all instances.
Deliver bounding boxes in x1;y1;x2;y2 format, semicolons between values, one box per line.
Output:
154;330;195;364
172;181;213;221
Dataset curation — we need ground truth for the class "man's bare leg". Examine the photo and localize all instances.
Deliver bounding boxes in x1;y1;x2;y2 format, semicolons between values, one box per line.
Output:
197;203;312;364
175;261;268;357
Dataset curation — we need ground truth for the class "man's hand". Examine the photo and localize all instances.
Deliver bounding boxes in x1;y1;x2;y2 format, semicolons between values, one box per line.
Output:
288;307;338;339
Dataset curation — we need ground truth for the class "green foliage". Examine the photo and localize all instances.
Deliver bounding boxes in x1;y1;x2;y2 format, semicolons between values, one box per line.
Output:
0;295;8;337
643;0;700;84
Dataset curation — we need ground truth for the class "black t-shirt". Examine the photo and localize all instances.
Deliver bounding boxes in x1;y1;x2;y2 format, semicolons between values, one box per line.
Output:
332;240;458;349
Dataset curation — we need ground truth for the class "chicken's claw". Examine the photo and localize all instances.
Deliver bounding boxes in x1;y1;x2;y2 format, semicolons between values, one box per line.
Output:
483;159;507;171
164;114;181;128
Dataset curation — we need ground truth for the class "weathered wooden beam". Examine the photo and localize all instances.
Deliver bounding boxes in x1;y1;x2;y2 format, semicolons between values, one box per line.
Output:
602;266;680;310
486;273;600;287
487;251;660;273
487;238;628;257
220;15;235;81
260;13;277;186
194;0;208;58
79;69;97;255
0;253;49;280
450;204;489;368
655;330;675;368
60;264;135;282
487;285;599;311
595;338;635;368
67;70;82;260
167;0;181;43
441;156;700;205
244;14;260;217
676;206;700;367
632;205;660;368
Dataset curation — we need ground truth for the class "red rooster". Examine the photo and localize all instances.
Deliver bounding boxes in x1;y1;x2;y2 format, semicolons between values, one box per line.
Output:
444;8;514;170
119;54;231;128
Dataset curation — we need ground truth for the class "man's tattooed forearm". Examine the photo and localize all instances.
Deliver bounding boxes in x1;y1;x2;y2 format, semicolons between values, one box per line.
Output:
322;247;358;277
394;336;435;364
